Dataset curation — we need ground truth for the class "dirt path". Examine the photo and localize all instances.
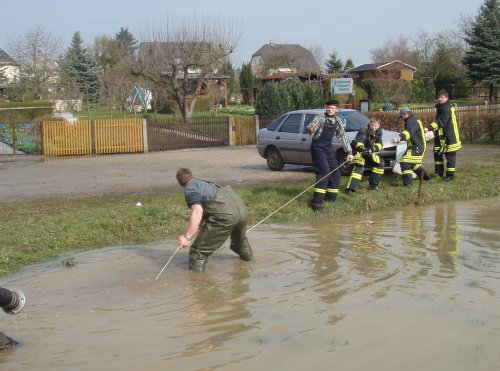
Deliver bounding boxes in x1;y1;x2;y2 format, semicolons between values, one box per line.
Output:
0;146;314;203
0;144;496;203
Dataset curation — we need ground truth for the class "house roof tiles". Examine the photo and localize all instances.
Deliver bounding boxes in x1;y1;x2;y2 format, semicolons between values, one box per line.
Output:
0;48;18;66
347;60;416;72
252;43;321;73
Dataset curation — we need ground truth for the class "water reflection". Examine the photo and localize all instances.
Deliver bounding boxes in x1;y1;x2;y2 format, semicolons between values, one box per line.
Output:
431;203;461;275
0;199;498;370
181;265;254;358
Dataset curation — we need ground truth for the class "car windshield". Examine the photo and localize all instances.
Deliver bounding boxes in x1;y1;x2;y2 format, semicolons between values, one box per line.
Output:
337;111;370;132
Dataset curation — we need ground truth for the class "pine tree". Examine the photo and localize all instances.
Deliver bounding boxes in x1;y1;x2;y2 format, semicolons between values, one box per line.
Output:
115;27;138;59
325;50;343;74
463;0;500;100
343;58;355;71
219;61;236;95
60;31;102;104
239;63;255;104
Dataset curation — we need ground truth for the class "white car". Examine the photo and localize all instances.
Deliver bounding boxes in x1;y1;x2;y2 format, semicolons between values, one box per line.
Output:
256;108;405;175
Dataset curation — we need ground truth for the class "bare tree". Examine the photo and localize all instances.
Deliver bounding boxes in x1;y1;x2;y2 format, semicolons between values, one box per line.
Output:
411;30;437;80
373;68;411;106
136;16;240;123
306;44;326;73
7;25;62;100
411;29;468;98
454;13;475;49
206;79;226;116
369;35;415;64
101;61;139;117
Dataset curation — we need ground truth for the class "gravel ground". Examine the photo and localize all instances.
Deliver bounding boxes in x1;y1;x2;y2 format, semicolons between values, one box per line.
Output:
0;146;313;203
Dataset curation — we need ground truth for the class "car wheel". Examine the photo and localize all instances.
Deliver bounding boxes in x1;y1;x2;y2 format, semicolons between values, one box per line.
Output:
266;146;285;171
336;150;352;176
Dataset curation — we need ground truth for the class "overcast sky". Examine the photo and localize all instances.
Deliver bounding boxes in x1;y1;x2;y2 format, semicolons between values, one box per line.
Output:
1;0;485;68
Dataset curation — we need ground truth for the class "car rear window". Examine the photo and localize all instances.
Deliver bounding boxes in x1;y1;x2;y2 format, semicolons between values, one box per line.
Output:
266;115;286;131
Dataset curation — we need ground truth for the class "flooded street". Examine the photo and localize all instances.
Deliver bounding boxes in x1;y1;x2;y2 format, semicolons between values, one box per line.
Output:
1;198;499;370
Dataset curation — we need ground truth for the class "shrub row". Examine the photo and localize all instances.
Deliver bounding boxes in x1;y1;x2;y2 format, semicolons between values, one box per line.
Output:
0;101;54;123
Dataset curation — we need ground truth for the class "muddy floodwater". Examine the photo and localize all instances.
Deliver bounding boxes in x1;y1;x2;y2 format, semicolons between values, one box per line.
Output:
1;199;499;370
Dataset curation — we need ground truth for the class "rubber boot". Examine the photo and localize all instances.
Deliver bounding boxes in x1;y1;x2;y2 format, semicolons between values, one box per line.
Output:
310;189;325;211
238;249;254;261
434;164;444;178
324;190;338;202
231;245;254;261
189;258;207;272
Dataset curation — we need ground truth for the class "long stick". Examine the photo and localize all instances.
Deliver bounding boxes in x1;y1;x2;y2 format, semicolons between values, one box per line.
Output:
155;245;180;280
417;171;423;200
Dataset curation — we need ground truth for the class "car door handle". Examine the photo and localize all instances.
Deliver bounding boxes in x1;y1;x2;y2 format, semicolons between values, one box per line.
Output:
301;138;307;141
275;136;280;140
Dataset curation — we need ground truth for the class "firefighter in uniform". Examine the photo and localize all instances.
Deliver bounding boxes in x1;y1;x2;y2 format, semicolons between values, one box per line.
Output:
176;168;254;272
425;89;461;181
306;99;353;211
392;107;430;186
345;117;384;195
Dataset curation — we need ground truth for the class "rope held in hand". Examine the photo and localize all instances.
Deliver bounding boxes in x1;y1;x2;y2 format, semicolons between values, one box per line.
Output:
155;159;349;279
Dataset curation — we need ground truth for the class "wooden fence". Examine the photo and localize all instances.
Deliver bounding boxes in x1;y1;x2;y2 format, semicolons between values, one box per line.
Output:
43;119;143;156
94;119;143;154
368;103;500;142
232;116;258;145
147;117;229;151
43;121;92;156
2;103;497;157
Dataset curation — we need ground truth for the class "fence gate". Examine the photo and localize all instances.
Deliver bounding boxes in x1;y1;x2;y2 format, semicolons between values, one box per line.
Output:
42;119;143;156
94;119;143;154
233;116;257;145
43;120;92;156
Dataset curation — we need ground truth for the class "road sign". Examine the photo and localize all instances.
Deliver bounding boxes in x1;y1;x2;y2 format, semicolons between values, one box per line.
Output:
331;78;353;94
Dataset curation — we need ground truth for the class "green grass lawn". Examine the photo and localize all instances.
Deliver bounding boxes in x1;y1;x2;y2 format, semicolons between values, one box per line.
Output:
1;156;499;276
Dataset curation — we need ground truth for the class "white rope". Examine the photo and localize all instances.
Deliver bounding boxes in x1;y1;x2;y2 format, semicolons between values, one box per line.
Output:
214;159;350;254
155;159;349;278
246;159;349;233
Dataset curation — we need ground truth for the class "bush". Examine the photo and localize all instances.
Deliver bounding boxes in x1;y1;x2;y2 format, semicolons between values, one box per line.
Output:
219;105;255;116
0;101;54;122
367;105;500;143
361;79;412;106
255;81;323;116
